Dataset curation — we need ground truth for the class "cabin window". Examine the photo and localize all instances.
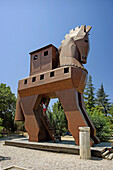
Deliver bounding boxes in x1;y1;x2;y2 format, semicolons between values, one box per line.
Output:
32;77;36;82
24;79;27;84
64;67;69;74
40;74;44;80
44;51;48;56
50;71;54;77
33;55;38;60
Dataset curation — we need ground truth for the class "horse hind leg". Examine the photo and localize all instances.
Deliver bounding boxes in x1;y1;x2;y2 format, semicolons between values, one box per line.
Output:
20;95;51;142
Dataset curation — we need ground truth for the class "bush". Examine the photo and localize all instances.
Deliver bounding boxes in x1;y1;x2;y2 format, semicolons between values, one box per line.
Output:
0;118;4;137
15;121;25;132
87;109;112;141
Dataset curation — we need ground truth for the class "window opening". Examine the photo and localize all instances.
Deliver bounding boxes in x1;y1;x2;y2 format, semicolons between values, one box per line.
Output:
64;67;69;73
32;77;36;82
40;74;44;80
44;51;48;56
24;79;27;84
50;71;54;77
34;55;38;60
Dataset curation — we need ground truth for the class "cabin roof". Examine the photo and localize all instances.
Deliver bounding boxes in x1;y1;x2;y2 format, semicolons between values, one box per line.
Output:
29;44;58;55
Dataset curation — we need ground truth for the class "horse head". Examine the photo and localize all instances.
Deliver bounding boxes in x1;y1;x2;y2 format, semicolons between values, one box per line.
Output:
59;25;92;67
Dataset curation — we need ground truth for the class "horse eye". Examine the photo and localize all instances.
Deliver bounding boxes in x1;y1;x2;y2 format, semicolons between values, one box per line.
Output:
85;40;88;43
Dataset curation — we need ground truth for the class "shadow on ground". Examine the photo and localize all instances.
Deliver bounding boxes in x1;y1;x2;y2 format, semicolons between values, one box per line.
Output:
47;140;76;145
0;134;27;141
94;142;112;147
91;157;103;161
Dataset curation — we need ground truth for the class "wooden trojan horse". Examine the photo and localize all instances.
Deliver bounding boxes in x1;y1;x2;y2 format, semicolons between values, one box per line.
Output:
15;25;100;146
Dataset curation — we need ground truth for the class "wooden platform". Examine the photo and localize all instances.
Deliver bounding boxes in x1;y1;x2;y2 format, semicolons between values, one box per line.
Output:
4;140;107;158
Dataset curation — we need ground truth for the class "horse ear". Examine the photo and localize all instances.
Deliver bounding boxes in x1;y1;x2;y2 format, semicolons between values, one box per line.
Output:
86;26;92;33
80;25;86;32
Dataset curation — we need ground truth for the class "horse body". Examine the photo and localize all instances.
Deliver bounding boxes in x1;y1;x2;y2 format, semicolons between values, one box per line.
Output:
15;25;100;145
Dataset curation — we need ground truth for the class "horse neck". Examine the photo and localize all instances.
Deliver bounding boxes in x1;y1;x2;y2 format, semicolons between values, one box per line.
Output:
74;45;81;62
62;36;81;63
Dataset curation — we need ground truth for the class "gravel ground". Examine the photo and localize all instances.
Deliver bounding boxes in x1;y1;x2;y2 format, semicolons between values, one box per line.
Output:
0;138;113;170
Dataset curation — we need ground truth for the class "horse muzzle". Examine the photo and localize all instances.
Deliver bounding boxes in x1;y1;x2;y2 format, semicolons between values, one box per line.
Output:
81;56;87;64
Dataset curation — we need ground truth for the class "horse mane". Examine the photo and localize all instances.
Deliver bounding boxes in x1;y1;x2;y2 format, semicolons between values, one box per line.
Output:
61;25;92;45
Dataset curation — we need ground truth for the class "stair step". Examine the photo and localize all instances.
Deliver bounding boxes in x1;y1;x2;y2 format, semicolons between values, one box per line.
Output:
101;150;110;158
107;153;113;160
105;153;110;159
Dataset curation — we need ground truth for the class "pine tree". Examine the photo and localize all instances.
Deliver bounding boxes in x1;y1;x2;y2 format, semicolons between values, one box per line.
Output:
109;103;113;117
96;83;111;116
83;75;95;112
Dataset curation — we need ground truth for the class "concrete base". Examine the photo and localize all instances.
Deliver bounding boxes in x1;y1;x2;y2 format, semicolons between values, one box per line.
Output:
4;140;107;157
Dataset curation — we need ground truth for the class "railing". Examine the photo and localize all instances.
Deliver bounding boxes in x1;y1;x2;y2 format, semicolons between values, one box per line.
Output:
22;67;70;86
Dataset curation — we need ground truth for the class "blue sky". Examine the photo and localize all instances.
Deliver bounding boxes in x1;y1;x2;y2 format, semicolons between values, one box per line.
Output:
0;0;113;107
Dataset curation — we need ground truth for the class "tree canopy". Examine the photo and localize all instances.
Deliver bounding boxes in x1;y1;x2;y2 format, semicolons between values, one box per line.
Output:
96;83;111;116
84;75;95;111
47;101;68;136
0;83;16;132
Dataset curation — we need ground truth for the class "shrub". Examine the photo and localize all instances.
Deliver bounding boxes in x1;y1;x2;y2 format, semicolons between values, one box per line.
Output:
87;109;112;141
0;118;4;137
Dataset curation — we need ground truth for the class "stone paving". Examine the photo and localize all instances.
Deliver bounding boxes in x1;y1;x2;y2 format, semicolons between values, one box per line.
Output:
0;136;113;170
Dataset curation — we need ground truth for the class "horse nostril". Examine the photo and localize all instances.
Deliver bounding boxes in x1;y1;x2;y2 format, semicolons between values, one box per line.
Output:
82;56;86;60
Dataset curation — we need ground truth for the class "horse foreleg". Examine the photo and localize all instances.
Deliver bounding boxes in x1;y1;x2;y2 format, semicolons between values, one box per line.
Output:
56;88;93;146
78;93;100;144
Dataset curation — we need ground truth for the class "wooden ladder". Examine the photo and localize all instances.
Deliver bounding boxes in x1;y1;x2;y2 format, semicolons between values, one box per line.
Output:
40;114;56;142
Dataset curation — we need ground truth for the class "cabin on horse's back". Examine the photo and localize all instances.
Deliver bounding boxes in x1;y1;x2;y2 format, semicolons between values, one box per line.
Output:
29;44;59;76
